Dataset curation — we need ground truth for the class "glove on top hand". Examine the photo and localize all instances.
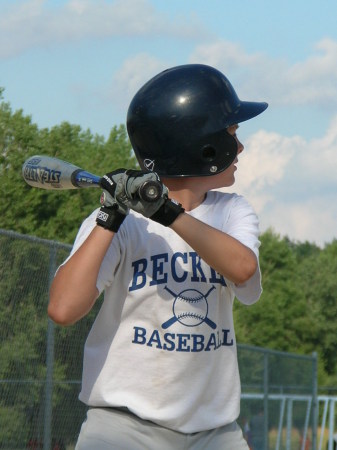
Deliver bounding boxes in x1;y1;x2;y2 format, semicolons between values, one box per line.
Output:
100;169;184;226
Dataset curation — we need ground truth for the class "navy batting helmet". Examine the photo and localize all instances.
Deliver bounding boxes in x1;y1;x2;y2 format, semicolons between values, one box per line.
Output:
127;64;268;177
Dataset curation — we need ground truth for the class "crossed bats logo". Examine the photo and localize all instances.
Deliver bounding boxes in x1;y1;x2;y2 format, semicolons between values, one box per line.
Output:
161;285;217;330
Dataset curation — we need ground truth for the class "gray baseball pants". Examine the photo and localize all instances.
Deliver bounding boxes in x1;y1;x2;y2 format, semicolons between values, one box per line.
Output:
75;407;249;449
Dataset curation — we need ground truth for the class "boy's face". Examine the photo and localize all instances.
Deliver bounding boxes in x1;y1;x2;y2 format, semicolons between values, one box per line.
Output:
210;124;243;188
227;124;244;155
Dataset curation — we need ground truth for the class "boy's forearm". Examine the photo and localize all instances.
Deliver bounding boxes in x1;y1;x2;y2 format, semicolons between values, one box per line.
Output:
170;213;257;285
48;226;114;326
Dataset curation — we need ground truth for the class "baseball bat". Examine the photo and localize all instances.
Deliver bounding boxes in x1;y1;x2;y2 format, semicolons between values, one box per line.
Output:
22;155;162;202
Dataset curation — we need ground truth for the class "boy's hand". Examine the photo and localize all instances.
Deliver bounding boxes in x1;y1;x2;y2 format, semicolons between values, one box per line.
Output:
100;169;184;226
96;170;129;232
122;170;185;226
120;170;168;218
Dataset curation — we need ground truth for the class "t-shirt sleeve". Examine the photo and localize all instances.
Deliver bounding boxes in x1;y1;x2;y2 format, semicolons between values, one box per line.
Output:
60;208;122;295
224;195;262;305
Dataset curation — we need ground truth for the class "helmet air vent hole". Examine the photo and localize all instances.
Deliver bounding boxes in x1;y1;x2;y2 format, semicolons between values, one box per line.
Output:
201;145;216;162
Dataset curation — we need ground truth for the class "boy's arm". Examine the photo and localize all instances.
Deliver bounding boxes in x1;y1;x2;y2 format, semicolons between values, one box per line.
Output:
48;226;115;326
170;213;258;285
49;182;129;326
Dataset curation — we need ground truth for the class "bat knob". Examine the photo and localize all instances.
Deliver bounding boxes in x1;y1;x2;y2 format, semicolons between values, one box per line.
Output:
138;180;163;202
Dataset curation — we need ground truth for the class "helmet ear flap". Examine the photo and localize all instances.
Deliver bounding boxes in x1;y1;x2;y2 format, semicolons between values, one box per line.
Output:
198;129;237;175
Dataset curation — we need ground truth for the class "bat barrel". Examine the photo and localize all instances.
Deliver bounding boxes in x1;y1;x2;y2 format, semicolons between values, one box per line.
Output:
22;155;101;190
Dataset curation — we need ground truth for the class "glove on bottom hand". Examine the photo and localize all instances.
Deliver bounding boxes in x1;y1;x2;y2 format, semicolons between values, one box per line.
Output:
96;177;129;232
96;204;126;232
99;169;185;227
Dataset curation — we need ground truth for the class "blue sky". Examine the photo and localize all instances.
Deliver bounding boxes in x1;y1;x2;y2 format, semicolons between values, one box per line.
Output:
1;0;337;246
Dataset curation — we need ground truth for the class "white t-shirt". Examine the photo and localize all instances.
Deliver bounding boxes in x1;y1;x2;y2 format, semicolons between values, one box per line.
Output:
68;191;262;433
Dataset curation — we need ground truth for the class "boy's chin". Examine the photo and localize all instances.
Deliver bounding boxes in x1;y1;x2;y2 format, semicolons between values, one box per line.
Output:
222;176;236;188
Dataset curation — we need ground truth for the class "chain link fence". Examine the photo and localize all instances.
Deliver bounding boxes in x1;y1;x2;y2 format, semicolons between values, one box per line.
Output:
238;345;318;449
0;229;318;449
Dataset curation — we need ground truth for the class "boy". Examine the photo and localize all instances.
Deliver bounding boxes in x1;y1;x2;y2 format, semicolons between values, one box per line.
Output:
49;64;268;449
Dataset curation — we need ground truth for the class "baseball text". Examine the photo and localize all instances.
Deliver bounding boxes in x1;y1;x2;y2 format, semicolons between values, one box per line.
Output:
132;326;234;352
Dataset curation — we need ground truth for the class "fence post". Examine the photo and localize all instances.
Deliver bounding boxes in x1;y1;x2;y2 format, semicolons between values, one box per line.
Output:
43;246;57;450
263;352;269;450
327;398;335;450
286;398;293;450
312;352;318;450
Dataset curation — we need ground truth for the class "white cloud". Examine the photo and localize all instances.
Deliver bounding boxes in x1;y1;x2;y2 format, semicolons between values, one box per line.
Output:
226;117;337;246
0;0;207;59
189;38;337;109
234;131;299;191
299;115;337;179
261;197;337;247
188;41;267;70
107;53;168;107
281;39;337;108
227;130;301;211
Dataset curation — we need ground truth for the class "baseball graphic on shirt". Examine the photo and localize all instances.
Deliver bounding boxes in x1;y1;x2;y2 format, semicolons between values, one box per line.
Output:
174;289;208;326
162;286;217;329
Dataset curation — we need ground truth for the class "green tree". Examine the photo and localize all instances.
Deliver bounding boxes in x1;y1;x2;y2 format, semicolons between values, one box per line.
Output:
0;233;54;446
297;240;337;385
0;232;94;447
234;230;321;354
234;230;337;387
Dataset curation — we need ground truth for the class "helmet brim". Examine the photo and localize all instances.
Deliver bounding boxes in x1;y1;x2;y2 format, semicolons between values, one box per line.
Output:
228;101;268;126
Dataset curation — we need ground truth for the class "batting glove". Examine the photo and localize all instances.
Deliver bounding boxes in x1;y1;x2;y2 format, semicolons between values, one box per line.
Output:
96;170;129;232
118;170;185;226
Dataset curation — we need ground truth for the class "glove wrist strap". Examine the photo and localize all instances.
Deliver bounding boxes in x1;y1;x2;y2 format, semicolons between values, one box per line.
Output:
150;199;184;226
96;206;126;232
